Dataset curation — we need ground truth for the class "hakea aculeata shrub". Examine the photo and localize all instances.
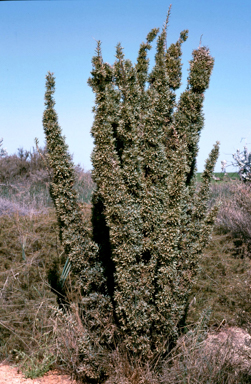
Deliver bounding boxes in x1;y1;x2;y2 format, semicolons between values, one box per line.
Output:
43;10;219;381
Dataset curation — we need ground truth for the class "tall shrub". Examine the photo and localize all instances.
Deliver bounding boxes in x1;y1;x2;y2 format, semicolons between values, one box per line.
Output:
43;11;219;380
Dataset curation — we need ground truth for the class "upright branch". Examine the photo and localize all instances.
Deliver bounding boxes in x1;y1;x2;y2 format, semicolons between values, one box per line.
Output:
43;72;114;381
174;46;215;186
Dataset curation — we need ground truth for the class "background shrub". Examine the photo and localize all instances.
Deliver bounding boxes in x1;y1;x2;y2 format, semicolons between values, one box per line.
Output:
216;182;251;256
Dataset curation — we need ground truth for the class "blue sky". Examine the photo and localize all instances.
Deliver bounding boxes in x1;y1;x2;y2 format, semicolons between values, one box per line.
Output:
1;0;250;172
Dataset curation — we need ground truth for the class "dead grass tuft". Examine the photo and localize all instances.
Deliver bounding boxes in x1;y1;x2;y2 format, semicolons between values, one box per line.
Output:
161;326;251;383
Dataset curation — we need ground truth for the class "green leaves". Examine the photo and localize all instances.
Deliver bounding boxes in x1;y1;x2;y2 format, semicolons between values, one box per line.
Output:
89;13;219;359
188;47;215;93
42;10;219;379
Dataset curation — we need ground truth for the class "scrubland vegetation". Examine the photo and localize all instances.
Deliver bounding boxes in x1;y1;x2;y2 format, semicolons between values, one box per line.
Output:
1;10;251;384
0;153;250;383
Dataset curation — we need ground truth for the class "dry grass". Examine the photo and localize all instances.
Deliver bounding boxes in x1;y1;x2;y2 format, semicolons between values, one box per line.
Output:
0;211;61;361
187;232;251;334
161;323;251;384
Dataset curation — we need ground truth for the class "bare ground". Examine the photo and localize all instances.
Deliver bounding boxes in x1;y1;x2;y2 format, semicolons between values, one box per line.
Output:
0;364;77;384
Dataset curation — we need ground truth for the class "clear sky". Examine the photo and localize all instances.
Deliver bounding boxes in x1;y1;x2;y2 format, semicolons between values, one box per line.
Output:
1;0;250;172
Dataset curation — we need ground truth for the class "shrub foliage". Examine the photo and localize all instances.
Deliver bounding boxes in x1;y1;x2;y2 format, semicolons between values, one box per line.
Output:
43;12;219;381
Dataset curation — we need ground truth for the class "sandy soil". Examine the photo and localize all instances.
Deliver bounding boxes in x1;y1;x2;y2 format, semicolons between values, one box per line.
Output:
0;364;77;384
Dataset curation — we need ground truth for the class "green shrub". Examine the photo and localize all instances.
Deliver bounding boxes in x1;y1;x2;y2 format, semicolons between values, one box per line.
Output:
43;11;219;381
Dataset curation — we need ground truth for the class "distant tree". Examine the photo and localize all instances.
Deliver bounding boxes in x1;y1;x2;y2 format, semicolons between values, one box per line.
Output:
232;147;251;182
0;138;7;158
222;146;251;182
43;10;219;381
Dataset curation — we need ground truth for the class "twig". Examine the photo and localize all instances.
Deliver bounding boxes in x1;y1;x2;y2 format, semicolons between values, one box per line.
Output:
0;320;30;350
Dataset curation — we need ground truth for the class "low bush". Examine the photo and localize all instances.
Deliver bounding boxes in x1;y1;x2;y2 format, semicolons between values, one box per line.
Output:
0;147;49;183
216;182;251;257
0;148;94;212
